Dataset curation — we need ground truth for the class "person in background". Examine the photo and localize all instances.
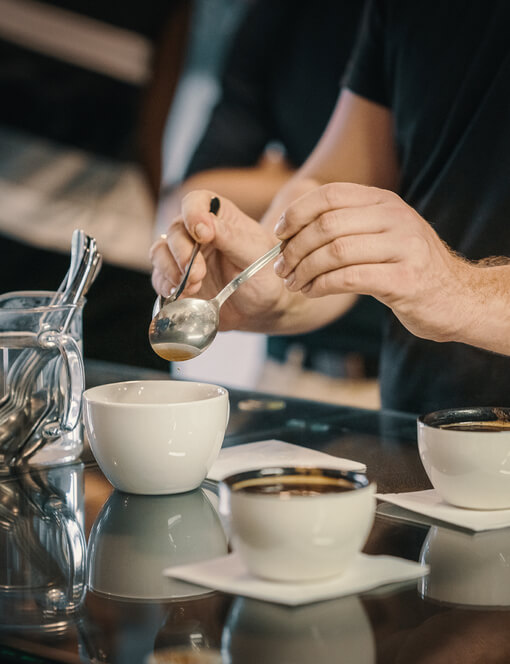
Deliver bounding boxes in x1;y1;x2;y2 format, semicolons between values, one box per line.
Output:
152;0;510;414
0;0;192;369
156;0;384;389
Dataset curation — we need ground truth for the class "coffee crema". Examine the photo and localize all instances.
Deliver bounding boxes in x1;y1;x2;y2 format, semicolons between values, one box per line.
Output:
151;342;200;362
439;420;510;432
238;482;352;497
233;474;356;497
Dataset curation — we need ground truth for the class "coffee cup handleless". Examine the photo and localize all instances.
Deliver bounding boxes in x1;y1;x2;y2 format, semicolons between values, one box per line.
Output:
417;406;510;510
83;380;229;495
220;467;375;583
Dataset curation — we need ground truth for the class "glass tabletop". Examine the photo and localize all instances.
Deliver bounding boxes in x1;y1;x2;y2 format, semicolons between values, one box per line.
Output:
0;360;509;663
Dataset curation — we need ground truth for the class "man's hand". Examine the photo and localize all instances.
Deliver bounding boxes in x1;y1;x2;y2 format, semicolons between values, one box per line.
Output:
273;182;474;344
150;190;289;331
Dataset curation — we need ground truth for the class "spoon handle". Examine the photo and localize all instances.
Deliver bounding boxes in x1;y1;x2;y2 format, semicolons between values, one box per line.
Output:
154;242;199;314
170;243;200;302
154;196;220;315
214;242;282;307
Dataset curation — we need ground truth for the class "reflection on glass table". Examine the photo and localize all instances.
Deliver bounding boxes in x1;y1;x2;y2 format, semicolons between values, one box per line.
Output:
0;463;86;635
420;525;510;609
223;595;375;664
87;483;228;601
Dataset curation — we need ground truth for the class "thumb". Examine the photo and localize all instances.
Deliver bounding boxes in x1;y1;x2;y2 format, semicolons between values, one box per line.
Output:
182;190;275;269
181;189;222;243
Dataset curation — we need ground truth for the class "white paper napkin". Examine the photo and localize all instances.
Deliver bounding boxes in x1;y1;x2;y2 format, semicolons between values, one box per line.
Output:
164;552;427;606
377;490;510;532
207;440;366;482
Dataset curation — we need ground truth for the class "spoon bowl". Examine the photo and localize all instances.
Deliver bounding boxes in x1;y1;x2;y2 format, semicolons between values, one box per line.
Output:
149;297;219;361
149;242;282;361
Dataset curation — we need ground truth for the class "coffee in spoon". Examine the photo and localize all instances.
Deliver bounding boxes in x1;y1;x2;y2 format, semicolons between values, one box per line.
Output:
149;202;282;361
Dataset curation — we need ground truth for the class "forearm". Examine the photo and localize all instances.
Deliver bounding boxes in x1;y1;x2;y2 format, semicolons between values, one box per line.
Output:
239;286;358;336
447;260;510;355
261;91;399;231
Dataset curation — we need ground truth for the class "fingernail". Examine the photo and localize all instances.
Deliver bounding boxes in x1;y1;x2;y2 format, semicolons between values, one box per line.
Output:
273;256;285;275
194;223;206;240
284;272;295;288
274;215;285;236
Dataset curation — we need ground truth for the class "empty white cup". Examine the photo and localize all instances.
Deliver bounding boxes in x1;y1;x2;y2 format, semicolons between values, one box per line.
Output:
418;406;510;509
220;467;375;582
83;380;229;494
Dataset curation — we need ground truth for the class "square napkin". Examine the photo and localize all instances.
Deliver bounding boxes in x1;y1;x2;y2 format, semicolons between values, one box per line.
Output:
207;439;365;482
377;489;510;532
164;552;427;606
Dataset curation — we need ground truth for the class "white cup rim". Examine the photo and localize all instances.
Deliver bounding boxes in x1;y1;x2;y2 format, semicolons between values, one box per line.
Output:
83;379;228;407
220;466;372;497
418;406;510;431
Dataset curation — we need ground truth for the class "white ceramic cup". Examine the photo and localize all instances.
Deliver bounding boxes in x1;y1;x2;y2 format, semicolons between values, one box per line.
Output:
83;380;229;494
419;525;510;608
417;406;510;509
87;487;228;600
220;467;375;582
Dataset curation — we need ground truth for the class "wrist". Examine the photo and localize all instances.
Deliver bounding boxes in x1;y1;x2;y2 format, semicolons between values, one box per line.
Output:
448;260;510;354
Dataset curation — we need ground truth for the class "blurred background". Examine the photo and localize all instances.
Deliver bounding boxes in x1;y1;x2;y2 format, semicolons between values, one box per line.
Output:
0;0;381;408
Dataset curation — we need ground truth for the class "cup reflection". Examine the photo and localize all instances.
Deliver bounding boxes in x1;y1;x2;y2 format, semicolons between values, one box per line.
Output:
87;486;228;601
419;525;510;608
222;595;375;664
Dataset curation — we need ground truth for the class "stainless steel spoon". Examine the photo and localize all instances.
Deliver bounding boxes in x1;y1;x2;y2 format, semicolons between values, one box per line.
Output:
149;242;282;361
152;242;199;319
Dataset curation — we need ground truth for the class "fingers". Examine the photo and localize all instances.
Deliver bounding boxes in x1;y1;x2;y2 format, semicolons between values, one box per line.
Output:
150;190;274;298
150;195;223;296
300;262;402;299
181;190;224;243
270;183;430;308
183;190;274;267
274;182;390;240
150;221;206;296
274;205;392;280
167;218;207;281
281;231;401;292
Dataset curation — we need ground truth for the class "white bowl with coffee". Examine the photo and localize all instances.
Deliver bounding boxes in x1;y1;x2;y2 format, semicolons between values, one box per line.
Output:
220;467;375;582
418;406;510;510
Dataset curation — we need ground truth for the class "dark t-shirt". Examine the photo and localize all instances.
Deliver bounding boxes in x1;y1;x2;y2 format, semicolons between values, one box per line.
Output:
187;0;362;172
344;0;510;412
186;0;384;371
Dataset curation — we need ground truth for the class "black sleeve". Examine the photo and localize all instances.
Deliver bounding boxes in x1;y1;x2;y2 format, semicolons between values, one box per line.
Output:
342;0;390;108
185;0;288;177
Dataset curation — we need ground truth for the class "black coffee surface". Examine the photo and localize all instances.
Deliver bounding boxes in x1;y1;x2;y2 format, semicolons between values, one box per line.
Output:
240;482;353;496
439;420;510;432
